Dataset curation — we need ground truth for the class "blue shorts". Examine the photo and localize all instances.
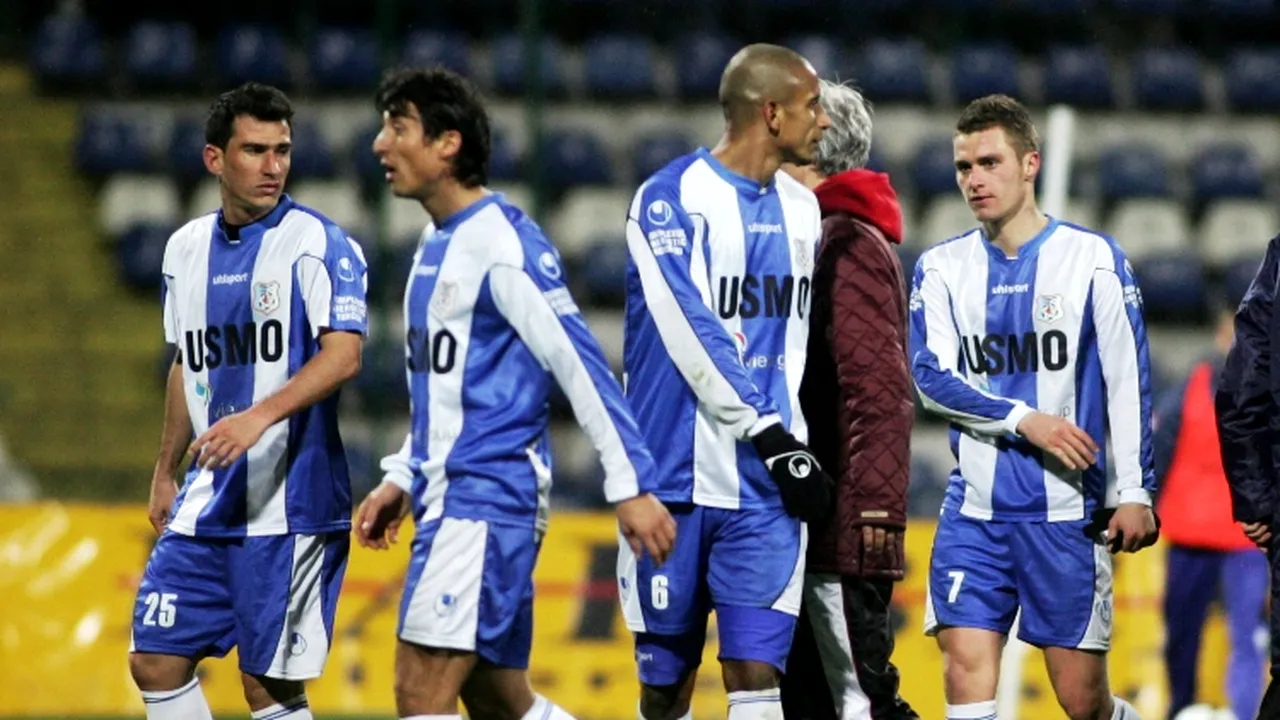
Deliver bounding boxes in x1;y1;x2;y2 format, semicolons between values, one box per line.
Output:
398;517;539;669
616;503;806;685
924;509;1113;650
130;530;349;679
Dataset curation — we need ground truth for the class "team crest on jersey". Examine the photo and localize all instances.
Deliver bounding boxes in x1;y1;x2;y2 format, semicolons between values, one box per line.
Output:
253;281;280;315
432;281;458;316
792;238;812;270
1035;294;1064;324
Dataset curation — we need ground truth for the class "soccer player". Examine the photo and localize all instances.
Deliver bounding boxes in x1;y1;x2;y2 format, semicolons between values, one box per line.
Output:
353;67;676;720
618;43;835;720
909;94;1158;720
128;82;368;720
779;80;919;720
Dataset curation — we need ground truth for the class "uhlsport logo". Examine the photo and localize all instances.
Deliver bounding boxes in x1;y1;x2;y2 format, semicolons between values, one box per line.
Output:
337;256;357;283
646;199;673;226
538;251;562;280
435;592;458;617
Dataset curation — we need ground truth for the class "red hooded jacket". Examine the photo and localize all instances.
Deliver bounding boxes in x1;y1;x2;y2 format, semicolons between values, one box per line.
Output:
798;169;914;579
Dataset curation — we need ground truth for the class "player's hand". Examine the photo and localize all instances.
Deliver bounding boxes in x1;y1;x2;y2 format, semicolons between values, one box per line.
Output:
616;493;676;567
1015;411;1098;471
147;471;178;535
751;424;834;523
1105;503;1159;553
189;408;273;469
1242;521;1272;550
858;524;906;580
355;482;411;550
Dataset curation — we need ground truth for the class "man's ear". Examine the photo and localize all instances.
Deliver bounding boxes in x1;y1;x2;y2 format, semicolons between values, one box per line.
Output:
762;100;782;136
203;144;222;176
436;130;463;161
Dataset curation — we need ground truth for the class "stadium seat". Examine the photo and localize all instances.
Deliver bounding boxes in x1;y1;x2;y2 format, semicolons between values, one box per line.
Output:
288;179;368;236
785;35;853;81
539;129;613;191
401;30;471;77
1105;199;1190;259
583;310;625;368
1043;45;1113;108
584;35;657;99
216;25;290;87
547;188;633;262
188;178;222;217
353;339;409;416
919;198;977;248
911;137;960;201
1058;200;1100;231
125;21;197;89
581;237;630;307
1096;144;1171;200
1132;47;1204;110
490;127;521;182
491;34;567;97
99;175;182;236
1191;142;1265;202
951;44;1021;104
167;118;208;182
676;33;737;100
1198;199;1278;266
288;120;336;179
491;183;535;215
76;116;152;176
115;224;171;292
856;39;930;104
1224;255;1265;305
1225;48;1280;112
895;246;923;287
350;124;384;194
632;131;692;185
30;15;105;86
308;27;379;92
1133;254;1207;322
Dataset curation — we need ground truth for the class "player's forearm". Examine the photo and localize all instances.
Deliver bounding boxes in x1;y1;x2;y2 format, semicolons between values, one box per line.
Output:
912;366;1031;436
154;356;193;478
249;332;362;427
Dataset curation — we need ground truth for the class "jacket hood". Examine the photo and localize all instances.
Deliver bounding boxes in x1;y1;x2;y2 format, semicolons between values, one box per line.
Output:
814;169;904;244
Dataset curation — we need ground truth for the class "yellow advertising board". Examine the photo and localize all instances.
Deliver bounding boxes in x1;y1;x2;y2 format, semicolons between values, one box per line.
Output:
0;504;1232;717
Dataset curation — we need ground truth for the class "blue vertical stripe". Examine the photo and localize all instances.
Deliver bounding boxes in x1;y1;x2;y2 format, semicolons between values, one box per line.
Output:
405;236;450;516
1074;283;1108;509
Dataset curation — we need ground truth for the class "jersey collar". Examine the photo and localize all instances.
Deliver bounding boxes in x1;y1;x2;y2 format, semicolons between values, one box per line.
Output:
696;147;776;196
982;216;1060;261
436;193;499;233
216;194;294;242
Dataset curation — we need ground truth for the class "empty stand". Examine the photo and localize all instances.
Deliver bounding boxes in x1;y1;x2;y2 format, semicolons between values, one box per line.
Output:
1106;199;1191;259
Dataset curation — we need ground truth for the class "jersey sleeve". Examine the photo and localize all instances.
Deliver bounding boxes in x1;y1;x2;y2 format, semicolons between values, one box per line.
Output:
1091;255;1156;505
297;224;369;339
625;181;780;440
380;433;415;493
161;242;179;345
488;252;658;503
908;257;1033;435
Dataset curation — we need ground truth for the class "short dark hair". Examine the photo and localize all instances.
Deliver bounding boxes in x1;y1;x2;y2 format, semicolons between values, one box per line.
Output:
205;82;294;149
955;94;1040;157
376;66;490;188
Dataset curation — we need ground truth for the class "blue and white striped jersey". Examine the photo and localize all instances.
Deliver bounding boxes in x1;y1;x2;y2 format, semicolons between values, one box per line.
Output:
161;195;369;537
909;219;1156;522
380;194;657;533
623;149;821;511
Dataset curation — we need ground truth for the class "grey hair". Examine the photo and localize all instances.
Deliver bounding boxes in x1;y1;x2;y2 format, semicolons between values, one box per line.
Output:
814;79;874;176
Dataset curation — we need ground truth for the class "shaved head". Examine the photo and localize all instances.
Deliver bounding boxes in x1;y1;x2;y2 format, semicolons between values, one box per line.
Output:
719;43;817;128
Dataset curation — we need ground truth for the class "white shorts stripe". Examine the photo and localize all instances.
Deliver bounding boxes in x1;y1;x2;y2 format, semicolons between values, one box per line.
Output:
265;533;331;680
399;518;488;650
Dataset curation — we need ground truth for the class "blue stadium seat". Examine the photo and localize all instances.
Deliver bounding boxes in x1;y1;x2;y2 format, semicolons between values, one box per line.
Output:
216;25;290;87
351;125;384;193
401;30;471;76
1133;47;1204;110
856;39;930;104
116;224;170;292
309;27;379;92
1097;144;1170;200
1224;255;1264;307
1191;143;1265;201
167;118;208;181
911;137;958;201
676;33;736;100
584;35;657;99
785;34;853;81
125;21;197;89
288;120;335;179
353;339;409;416
1225;48;1280;112
632;131;692;184
895;246;922;288
581;236;629;307
1133;255;1207;322
490;128;520;182
951;44;1021;104
30;15;105;86
76;116;151;175
539;130;612;190
491;35;566;96
1206;0;1274;17
1043;45;1113;108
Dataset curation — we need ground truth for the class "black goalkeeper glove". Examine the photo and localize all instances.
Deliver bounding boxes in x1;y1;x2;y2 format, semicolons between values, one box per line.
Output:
751;424;834;523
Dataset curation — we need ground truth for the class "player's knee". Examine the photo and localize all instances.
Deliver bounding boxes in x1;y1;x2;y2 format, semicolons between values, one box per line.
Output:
640;679;693;720
241;673;304;710
1056;686;1110;720
721;659;780;693
940;644;999;701
128;652;194;692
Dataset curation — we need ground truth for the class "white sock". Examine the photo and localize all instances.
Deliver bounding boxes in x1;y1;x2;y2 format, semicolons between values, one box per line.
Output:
727;688;782;720
140;677;213;720
637;701;691;720
946;700;998;719
523;693;578;720
1111;696;1141;719
251;695;312;720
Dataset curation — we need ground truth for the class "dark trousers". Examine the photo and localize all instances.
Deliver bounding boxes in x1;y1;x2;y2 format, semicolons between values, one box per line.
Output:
780;574;918;720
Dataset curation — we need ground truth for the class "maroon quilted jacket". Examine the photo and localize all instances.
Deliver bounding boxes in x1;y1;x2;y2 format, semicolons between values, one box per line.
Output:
799;169;914;579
